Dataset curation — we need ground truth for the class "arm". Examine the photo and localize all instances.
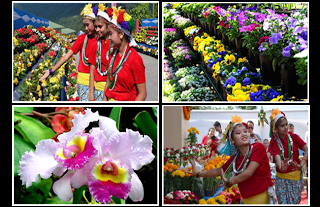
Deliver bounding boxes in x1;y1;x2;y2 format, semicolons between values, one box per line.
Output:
89;64;95;101
300;145;308;167
135;83;147;101
229;161;260;185
189;160;221;178
39;49;74;81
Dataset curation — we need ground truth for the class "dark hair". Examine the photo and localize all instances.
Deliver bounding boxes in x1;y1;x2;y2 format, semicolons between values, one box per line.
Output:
247;120;254;126
288;123;294;128
108;24;130;43
213;121;221;127
208;127;215;133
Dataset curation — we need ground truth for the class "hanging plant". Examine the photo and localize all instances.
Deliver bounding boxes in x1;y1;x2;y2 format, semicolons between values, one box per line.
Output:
183;106;192;120
258;107;269;127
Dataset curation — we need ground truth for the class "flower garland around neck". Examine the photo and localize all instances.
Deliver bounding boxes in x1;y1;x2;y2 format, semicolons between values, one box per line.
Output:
107;44;131;90
82;34;90;66
96;39;112;76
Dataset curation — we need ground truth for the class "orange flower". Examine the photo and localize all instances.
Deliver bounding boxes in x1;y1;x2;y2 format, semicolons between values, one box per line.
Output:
231;115;242;124
172;165;178;170
271;108;281;119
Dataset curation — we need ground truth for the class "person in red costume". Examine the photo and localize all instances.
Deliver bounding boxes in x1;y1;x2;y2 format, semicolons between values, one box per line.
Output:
102;6;147;101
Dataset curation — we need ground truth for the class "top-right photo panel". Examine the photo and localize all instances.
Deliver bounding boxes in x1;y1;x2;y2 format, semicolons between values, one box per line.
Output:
163;3;308;102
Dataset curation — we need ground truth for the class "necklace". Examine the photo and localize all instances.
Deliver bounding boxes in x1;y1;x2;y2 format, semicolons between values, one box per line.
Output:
107;44;131;90
82;35;90;66
275;133;293;162
233;144;253;174
96;39;112;76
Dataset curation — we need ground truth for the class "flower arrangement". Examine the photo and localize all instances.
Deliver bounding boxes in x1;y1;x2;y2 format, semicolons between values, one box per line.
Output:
164;190;199;204
258;106;269;126
199;186;241;204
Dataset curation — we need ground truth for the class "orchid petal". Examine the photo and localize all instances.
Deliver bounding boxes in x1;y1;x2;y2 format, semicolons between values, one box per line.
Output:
18;139;61;188
128;172;144;202
107;129;155;171
71;167;88;188
52;171;74;202
58;108;99;144
90;128;109;159
99;115;119;140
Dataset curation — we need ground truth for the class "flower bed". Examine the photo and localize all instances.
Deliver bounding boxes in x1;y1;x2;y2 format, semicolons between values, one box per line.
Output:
13;25;78;101
164;3;308;101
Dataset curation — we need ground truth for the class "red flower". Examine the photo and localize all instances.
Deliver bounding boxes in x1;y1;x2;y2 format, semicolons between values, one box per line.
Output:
51;114;69;133
106;8;113;17
117;12;125;24
204;11;209;18
219;20;225;27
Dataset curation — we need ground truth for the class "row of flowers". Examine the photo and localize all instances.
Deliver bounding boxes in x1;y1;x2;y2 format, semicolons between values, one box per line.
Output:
132;26;158;46
164;5;289;101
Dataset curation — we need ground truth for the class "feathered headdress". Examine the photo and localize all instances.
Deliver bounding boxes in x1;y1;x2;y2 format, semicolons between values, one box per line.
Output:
221;115;247;143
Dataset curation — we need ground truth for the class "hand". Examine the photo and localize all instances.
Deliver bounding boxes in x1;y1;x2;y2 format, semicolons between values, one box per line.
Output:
290;160;301;171
221;168;228;184
39;70;50;81
188;160;198;176
280;158;290;172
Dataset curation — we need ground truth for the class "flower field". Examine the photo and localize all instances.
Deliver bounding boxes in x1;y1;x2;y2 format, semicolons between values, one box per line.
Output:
13;25;78;101
163;3;308;101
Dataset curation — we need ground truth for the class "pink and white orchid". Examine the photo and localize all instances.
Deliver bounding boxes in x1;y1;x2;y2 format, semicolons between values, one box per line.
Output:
17;108;155;203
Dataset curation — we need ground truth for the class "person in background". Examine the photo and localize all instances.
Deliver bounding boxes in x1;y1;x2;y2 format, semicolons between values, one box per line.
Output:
247;120;262;144
201;127;218;155
213;121;224;154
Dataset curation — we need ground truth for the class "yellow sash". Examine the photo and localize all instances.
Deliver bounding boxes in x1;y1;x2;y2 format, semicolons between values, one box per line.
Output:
243;190;269;204
276;170;301;180
94;81;106;91
76;72;90;86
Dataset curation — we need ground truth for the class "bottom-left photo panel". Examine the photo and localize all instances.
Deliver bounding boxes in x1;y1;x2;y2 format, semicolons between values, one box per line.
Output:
13;106;158;205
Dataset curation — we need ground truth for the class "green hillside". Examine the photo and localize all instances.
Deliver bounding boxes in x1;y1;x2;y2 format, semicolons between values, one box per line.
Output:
14;3;158;33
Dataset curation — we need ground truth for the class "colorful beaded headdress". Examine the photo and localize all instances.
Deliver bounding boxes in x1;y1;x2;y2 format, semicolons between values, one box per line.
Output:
270;108;286;134
107;6;137;47
80;3;97;20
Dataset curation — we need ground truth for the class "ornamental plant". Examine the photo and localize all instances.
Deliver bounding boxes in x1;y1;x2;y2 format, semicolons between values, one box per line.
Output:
15;107;156;204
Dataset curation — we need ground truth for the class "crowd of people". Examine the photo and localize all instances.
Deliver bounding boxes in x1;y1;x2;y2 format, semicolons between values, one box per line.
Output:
192;109;308;204
39;3;147;101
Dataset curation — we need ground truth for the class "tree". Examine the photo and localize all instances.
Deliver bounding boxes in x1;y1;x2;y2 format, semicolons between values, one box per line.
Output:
129;3;152;26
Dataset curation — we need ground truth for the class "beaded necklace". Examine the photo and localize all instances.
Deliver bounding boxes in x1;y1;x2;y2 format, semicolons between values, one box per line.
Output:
107;44;131;90
275;133;293;162
82;35;90;66
96;39;112;76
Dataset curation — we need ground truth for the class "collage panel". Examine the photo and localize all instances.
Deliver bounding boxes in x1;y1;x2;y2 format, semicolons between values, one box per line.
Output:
163;105;309;204
13;2;159;102
163;3;308;102
13;106;158;205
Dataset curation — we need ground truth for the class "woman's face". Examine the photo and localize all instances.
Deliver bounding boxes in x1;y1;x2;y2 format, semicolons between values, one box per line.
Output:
108;25;123;47
208;129;215;137
83;18;95;36
276;118;288;137
232;125;250;147
95;20;108;38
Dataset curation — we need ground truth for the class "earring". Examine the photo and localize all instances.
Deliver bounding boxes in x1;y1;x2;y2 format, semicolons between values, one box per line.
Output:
120;35;123;39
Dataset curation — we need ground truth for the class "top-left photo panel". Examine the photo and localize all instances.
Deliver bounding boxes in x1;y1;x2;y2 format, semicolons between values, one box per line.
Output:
13;2;159;102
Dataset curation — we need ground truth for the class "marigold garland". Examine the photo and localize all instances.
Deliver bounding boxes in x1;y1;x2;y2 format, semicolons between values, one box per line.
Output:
183;106;192;120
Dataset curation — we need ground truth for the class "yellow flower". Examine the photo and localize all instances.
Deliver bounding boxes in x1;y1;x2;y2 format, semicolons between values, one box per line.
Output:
271;108;281;118
98;3;106;12
212;62;220;72
271;95;283;101
13;78;19;85
225;54;235;65
38;90;42;97
36;85;41;91
123;12;132;22
238;57;247;63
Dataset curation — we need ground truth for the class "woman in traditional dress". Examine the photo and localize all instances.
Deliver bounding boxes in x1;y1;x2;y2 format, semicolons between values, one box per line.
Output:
39;3;98;101
103;6;147;101
87;4;112;101
190;115;275;204
267;109;308;204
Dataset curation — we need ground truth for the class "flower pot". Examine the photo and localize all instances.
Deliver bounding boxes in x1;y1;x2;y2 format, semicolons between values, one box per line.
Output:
235;37;248;57
259;53;273;83
204;188;214;197
222;33;229;46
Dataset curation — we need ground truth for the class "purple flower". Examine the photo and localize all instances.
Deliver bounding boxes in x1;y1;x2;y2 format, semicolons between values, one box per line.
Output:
120;21;129;30
269;33;282;44
242;77;252;86
258;44;267;52
224;76;236;87
255;13;266;22
92;6;98;16
282;45;292;57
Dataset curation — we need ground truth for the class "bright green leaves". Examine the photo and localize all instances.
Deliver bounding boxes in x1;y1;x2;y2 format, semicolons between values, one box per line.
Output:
134;110;157;149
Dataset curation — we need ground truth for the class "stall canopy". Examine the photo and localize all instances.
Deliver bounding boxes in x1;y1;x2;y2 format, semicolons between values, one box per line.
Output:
13;7;49;30
142;18;158;27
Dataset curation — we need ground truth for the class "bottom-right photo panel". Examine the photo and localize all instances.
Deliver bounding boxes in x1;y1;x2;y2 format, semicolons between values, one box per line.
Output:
163;105;309;205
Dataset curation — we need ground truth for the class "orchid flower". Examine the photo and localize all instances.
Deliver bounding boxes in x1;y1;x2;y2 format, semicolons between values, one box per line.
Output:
18;108;155;203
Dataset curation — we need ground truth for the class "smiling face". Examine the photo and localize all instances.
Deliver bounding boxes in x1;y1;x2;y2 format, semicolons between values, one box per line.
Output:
108;25;124;47
95;18;109;38
83;18;95;36
231;124;250;147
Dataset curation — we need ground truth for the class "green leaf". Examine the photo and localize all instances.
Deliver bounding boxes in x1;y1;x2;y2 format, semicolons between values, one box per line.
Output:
112;196;126;204
152;107;158;118
45;196;73;204
109;107;122;130
14;133;35;176
14;107;33;113
134;111;157;149
14;113;56;146
39;178;53;198
73;185;86;204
